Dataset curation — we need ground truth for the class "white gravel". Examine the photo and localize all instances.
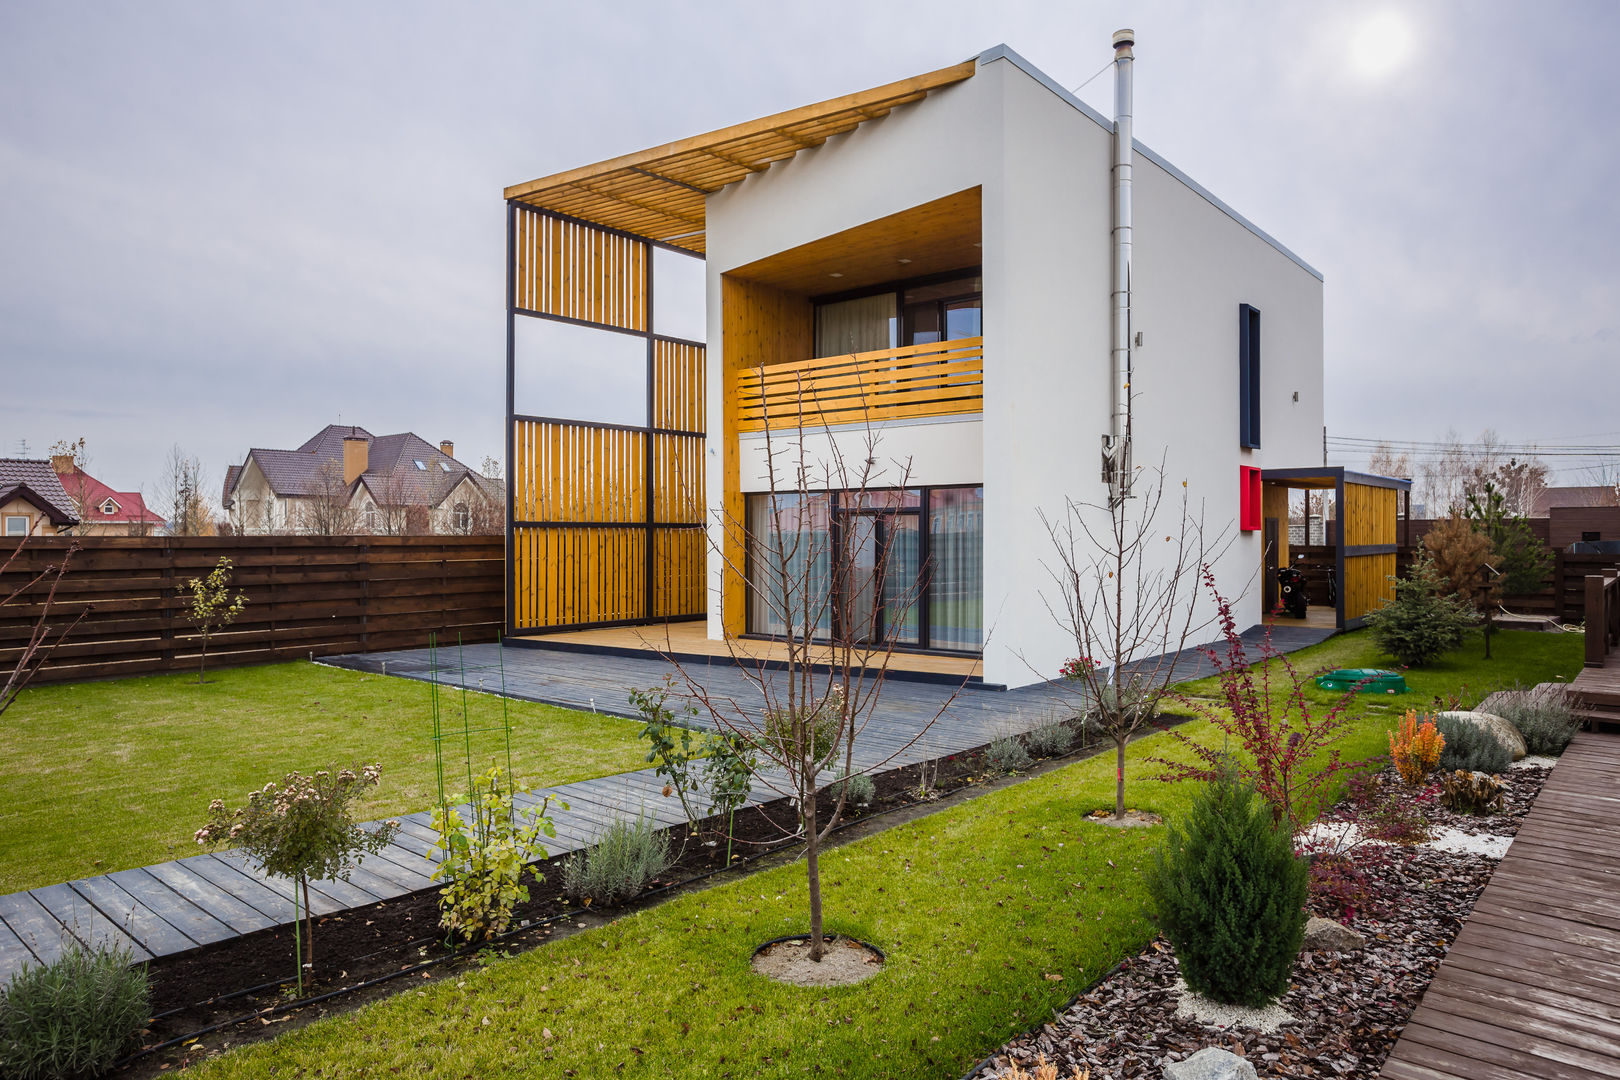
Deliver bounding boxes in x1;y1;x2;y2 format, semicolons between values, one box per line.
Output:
1512;754;1559;770
1170;978;1295;1033
1297;820;1514;860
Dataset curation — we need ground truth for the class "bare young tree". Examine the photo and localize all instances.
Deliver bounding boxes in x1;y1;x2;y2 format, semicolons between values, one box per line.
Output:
49;437;95;535
304;458;357;535
365;471;414;536
0;538;87;718
159;444;212;536
1366;442;1411;482
666;381;954;964
1039;465;1228;820
1482;456;1549;518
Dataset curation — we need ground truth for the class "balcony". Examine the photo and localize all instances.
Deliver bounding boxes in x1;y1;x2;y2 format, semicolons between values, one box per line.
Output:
736;336;983;433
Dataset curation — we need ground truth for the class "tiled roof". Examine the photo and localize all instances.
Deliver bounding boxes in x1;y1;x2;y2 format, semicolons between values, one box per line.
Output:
238;426;494;510
56;466;166;526
0;459;80;525
1532;486;1620;514
221;464;243;509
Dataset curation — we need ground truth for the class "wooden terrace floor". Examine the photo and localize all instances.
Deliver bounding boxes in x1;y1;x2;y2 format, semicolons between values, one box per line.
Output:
1382;730;1620;1080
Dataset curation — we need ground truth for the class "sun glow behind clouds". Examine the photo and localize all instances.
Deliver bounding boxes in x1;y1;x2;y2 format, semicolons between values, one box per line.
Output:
1348;9;1417;82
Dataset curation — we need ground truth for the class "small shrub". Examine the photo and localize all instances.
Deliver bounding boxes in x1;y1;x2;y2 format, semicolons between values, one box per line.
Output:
1145;771;1308;1007
984;736;1033;774
196;763;397;992
762;685;844;770
178;555;248;684
701;731;757;819
1438;770;1504;815
1433;715;1510;774
561;813;672;906
826;768;876;809
430;766;559;943
1363;553;1478;666
1496;693;1580;756
633;680;707;830
1025;721;1076;758
1388;711;1444;785
0;940;150;1080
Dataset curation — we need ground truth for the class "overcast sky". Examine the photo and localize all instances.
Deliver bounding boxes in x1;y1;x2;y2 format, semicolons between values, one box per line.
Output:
3;1;1616;501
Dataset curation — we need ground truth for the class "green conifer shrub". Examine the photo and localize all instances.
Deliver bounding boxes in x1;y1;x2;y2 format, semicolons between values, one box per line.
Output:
1364;553;1479;666
1145;770;1308;1007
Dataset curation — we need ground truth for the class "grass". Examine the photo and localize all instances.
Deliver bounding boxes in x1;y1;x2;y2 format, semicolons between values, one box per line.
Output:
1177;625;1584;712
184;631;1582;1080
0;662;649;893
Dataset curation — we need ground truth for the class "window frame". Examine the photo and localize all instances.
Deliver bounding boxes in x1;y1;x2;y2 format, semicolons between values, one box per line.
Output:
810;266;983;359
1239;303;1262;449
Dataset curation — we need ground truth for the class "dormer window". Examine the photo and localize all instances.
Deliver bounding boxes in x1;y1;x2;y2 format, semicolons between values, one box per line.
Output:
100;498;119;515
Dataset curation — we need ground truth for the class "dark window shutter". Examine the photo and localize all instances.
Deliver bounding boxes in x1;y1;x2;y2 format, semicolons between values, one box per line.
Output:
1239;304;1261;448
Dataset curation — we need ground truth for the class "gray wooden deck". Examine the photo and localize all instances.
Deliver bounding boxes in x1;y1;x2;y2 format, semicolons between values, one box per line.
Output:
0;622;1333;983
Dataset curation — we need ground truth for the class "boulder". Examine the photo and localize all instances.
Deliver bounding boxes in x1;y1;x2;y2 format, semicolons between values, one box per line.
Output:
1437;710;1526;761
1164;1047;1259;1080
1303;915;1366;952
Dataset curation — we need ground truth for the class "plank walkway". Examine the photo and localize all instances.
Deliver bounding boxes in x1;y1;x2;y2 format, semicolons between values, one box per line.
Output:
0;622;1332;984
1382;730;1620;1080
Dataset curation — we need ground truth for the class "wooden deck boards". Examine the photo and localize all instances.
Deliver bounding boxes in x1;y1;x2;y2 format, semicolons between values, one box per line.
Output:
0;621;1333;984
1383;731;1620;1080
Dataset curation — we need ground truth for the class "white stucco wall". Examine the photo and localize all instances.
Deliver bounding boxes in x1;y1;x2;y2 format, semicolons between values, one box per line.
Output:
701;49;1324;687
736;417;983;494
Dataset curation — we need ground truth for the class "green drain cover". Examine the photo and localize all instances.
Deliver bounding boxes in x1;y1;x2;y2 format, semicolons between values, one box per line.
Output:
1315;668;1408;694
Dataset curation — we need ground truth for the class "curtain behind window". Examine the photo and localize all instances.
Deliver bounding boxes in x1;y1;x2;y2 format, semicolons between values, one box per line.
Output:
928;487;983;650
815;294;896;358
747;493;832;637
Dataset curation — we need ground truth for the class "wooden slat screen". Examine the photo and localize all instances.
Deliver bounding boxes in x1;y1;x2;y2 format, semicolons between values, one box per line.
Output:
0;536;502;685
737;336;983;432
653;339;705;433
512;526;647;629
513;207;648;332
512;420;646;524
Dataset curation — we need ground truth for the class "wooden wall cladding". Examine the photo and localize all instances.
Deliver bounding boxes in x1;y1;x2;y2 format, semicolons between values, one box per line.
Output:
1342;483;1398;548
0;536;502;685
653;339;705;433
512;526;647;629
512;420;647;525
653;529;705;619
1343;551;1397;622
513;207;648;332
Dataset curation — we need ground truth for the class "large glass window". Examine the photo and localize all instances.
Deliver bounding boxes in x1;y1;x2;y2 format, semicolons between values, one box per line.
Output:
747;493;832;638
745;486;981;653
927;486;983;650
814;272;981;357
814;294;896;358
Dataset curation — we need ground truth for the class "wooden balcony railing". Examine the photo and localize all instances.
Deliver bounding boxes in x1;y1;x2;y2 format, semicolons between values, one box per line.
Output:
736;336;983;433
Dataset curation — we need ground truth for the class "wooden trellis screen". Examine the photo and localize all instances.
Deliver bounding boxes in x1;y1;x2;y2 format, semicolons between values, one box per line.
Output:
506;205;706;632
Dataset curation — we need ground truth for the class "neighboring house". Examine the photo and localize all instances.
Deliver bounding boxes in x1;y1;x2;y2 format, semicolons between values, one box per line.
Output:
52;458;167;535
0;459;80;537
222;425;503;535
498;41;1406;686
1531;485;1620;514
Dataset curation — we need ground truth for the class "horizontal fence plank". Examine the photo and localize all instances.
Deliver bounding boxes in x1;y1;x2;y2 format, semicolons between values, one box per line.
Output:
0;536;503;684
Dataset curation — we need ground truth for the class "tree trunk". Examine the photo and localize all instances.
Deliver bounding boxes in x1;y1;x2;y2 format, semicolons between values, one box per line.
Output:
1115;736;1127;818
198;633;208;684
302;876;314;970
805;784;824;961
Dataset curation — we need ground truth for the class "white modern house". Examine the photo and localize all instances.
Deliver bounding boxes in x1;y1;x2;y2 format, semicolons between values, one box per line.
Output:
501;41;1398;688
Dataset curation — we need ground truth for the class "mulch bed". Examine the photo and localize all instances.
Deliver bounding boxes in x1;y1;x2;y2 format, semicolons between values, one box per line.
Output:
121;716;1124;1077
968;763;1553;1080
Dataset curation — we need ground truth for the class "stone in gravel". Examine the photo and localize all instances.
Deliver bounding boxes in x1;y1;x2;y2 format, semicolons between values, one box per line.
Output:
1302;916;1365;952
1163;1046;1259;1080
1437;710;1526;760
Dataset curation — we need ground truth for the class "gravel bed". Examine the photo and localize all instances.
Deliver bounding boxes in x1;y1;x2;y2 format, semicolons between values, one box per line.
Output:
968;764;1552;1080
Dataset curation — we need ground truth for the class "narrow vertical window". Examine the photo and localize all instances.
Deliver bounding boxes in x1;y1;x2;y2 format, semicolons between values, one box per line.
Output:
1239;303;1261;448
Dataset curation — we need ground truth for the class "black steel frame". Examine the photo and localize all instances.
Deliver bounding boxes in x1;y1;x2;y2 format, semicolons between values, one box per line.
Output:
505;203;707;637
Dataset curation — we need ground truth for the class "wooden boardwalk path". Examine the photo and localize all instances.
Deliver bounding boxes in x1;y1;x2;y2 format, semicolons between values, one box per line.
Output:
0;622;1331;983
1382;730;1620;1080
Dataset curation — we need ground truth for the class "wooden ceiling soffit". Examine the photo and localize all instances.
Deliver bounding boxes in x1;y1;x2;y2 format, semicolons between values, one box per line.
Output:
503;60;977;254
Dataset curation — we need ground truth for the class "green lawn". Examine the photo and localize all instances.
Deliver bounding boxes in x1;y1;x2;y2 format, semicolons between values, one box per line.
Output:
0;662;649;893
1178;625;1585;711
187;629;1582;1080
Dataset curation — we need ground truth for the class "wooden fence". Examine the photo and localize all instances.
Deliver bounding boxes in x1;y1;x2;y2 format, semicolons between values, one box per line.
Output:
0;536;502;685
1290;545;1620;622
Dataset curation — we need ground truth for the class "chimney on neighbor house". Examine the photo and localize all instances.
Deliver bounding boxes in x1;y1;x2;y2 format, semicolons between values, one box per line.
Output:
50;454;74;476
439;440;454;459
343;436;369;484
1101;27;1136;505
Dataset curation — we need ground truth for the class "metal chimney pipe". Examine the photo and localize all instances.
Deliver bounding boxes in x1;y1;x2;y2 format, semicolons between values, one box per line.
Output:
1102;27;1135;503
